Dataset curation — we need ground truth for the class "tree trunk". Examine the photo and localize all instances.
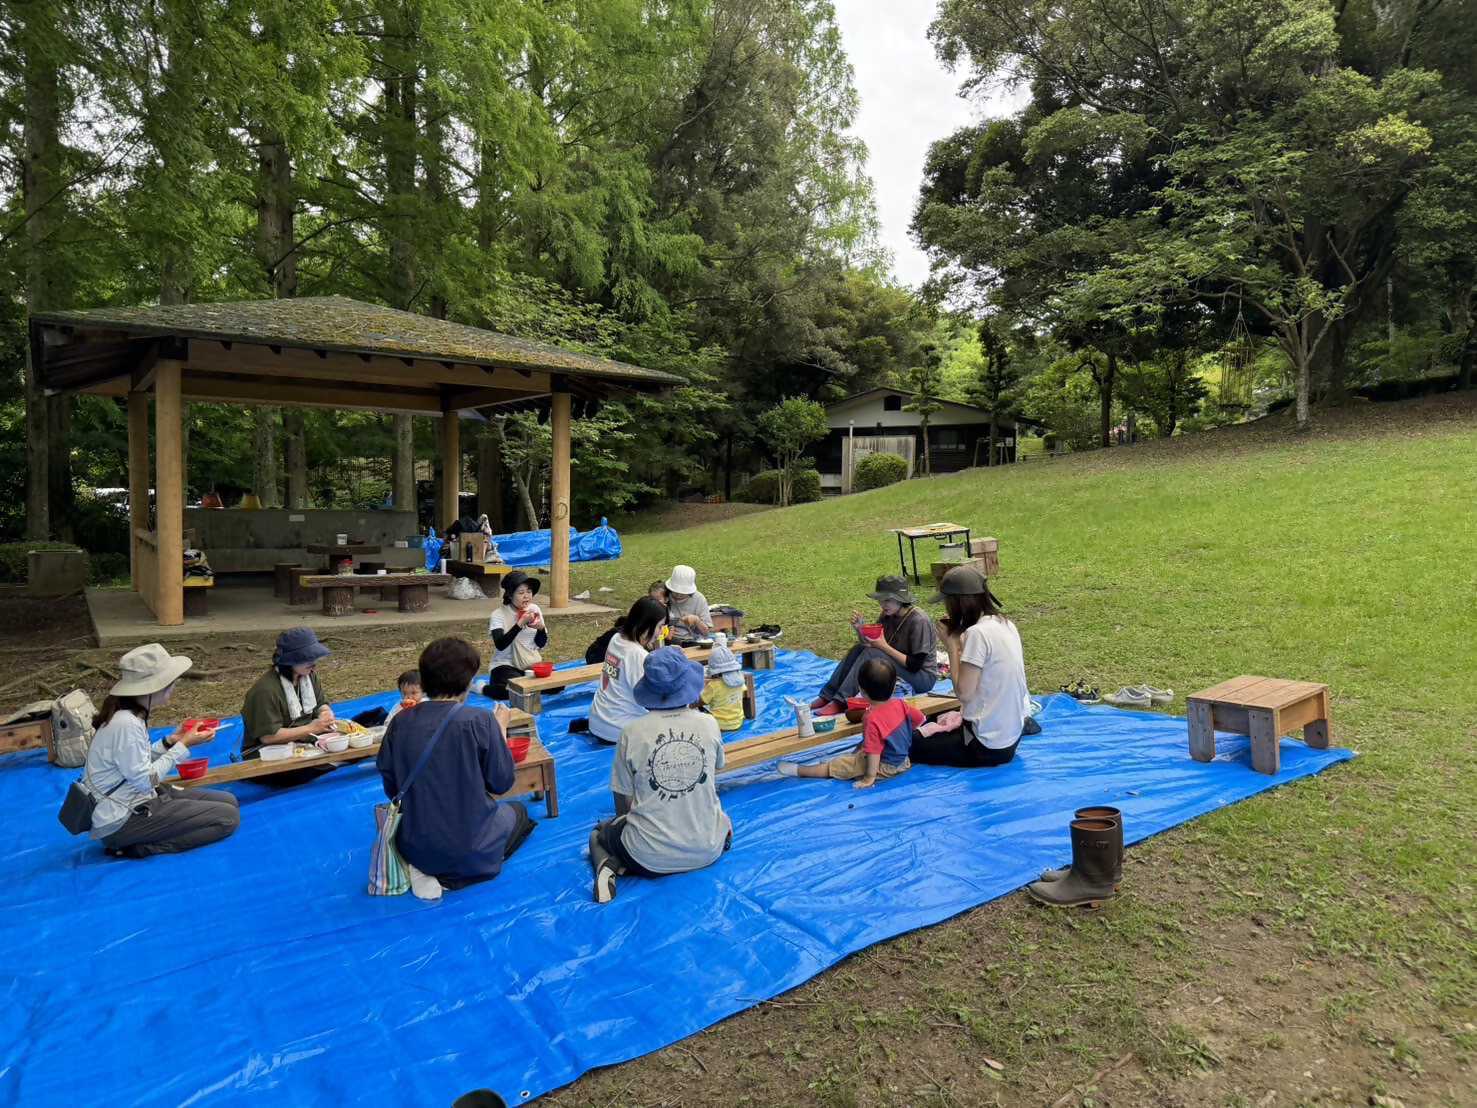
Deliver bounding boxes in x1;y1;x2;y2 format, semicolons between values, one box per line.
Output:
22;6;61;540
284;411;308;508
477;427;504;529
724;433;733;500
380;0;418;311
253;408;281;506
392;414;415;511
986;421;996;467
1099;350;1117;448
919;420;931;475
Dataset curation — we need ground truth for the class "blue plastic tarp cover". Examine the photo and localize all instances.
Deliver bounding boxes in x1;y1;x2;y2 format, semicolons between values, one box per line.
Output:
0;650;1351;1106
492;520;622;568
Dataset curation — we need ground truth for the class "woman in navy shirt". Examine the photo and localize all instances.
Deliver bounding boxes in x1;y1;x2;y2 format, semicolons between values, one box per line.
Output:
377;637;536;892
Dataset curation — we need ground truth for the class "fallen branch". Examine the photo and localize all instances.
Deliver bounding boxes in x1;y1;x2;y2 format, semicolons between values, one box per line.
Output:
1050;1052;1135;1108
182;663;262;681
0;662;70;701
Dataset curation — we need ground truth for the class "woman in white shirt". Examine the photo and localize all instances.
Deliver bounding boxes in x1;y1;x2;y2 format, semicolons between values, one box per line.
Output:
911;565;1032;768
485;571;548;700
588;596;669;743
82;643;239;857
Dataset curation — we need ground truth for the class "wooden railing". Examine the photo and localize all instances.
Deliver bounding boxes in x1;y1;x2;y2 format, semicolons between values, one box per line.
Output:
134;529;159;616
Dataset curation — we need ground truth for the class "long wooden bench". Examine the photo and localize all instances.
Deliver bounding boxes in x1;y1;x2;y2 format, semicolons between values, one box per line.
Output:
296;572;451;615
718;694;960;774
170;710;559;815
507;638;777;713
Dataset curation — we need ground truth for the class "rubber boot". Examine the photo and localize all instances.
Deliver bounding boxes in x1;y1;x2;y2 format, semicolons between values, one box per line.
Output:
1040;806;1122;882
1027;818;1120;908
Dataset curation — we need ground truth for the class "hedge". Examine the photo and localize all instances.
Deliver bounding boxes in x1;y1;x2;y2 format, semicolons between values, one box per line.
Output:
852;452;909;492
0;542;127;587
736;468;821;505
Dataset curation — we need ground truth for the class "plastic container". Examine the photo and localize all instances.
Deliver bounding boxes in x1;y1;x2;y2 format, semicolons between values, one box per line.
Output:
860;624;884;640
812;717;837;734
176;758;208;780
317;735;350;754
531;662;555;679
259;745;292;762
348;733;374;749
508;737;531;764
183;717;221;735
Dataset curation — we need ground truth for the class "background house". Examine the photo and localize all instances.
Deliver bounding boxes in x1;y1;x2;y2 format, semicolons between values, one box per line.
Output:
815;388;1040;493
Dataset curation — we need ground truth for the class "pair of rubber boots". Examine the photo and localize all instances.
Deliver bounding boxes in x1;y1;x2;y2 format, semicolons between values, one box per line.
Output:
1026;805;1123;908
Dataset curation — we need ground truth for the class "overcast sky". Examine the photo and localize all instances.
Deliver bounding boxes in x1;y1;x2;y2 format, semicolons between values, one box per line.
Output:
830;1;1021;290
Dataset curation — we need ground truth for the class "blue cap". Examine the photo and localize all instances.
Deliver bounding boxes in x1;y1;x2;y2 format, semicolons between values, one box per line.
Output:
274;626;331;668
633;646;706;709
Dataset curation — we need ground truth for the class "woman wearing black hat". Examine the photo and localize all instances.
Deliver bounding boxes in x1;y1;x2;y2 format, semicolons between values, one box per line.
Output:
809;574;940;716
910;565;1032;768
240;627;338;757
485;570;548;700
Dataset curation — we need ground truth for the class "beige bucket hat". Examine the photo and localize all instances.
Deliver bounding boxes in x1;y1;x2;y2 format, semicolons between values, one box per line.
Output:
111;643;193;697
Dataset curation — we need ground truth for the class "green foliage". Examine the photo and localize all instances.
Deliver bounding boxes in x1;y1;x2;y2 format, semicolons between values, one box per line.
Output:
736;468;820;506
756;397;829;506
852;452;908;492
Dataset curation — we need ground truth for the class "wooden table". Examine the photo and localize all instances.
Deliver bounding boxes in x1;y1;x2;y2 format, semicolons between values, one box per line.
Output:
170;712;559;816
298;572;450;615
305;543;382;572
446;560;513;590
1186;676;1331;775
507;638;777;713
889;522;971;584
720;695;960;774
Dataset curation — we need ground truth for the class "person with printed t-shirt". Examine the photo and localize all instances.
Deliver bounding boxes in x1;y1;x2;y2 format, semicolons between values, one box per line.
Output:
809;575;939;716
485;571;547;700
587;646;732;903
587;596;668;743
910;565;1033;768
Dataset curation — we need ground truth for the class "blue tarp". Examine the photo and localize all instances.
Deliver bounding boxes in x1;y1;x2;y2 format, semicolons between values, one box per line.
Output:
492;520;622;569
0;651;1351;1105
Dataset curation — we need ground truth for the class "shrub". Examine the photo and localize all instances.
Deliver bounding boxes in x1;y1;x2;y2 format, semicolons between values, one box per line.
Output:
737;468;820;505
852;452;909;492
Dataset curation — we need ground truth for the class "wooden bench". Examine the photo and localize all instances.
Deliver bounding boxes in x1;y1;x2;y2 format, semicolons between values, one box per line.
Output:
507;638;778;713
183;575;214;617
297;572;451;615
171;711;559;816
0;713;52;757
719;694;961;774
446;560;513;591
1186;676;1331;775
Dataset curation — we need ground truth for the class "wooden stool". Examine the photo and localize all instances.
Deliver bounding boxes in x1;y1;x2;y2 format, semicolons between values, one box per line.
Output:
289;571;313;606
1186;676;1331;775
273;562;301;598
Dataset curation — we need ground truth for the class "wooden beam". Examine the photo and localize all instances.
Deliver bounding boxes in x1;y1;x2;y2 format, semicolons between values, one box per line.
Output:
185;340;552;394
127;391;150;593
178;371;445;414
438;411;461;528
154;360;185;626
550;389;571;607
441;385;540;411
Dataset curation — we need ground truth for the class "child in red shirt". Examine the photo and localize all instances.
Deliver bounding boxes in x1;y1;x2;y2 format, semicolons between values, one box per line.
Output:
779;657;921;788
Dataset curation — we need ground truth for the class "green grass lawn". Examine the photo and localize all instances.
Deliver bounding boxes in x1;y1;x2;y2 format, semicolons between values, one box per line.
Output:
549;395;1477;1106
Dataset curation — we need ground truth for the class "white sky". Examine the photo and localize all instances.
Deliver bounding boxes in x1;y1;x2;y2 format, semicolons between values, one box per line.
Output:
831;1;1023;290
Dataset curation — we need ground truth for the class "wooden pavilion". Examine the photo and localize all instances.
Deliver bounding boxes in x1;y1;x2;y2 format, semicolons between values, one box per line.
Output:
28;296;680;626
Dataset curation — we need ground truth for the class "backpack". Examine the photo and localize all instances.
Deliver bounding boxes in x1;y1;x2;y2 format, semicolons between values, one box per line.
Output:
49;689;98;768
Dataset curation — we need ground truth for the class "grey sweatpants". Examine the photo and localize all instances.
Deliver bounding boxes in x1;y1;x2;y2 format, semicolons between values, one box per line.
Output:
102;787;240;857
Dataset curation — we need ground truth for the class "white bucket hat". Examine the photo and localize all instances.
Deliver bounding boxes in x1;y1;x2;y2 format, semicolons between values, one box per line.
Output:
665;564;698;594
111;642;193;697
705;633;745;687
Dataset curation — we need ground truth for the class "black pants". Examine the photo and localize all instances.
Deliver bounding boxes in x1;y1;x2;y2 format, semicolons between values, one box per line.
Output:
594;817;732;878
485;665;522;701
910;720;1029;768
819;643;937;703
103;787;240;857
436;801;536;890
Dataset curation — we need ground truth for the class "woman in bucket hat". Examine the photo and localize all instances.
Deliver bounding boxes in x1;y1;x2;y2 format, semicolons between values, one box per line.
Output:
809;575;940;716
82;643;239;857
240;627;337;757
910;564;1032;768
587;646;732;903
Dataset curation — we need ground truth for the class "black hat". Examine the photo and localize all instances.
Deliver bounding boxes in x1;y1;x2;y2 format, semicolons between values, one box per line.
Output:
929;563;995;604
501;570;541;602
867;574;915;605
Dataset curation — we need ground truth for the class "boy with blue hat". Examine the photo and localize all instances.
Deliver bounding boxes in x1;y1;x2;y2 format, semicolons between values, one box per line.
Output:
588;646;732;904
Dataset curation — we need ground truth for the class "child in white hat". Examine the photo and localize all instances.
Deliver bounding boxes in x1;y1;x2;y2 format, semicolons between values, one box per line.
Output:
663;564;712;645
700;633;748;732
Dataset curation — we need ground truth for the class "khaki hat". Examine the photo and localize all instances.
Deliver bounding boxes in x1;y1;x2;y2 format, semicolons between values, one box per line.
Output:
111;643;193;697
929;563;990;604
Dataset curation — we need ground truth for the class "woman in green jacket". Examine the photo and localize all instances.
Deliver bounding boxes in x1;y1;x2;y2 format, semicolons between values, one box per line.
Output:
240;627;337;757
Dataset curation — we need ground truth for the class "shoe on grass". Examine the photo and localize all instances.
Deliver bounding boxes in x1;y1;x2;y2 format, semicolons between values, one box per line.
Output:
1102;687;1151;708
1138;685;1173;706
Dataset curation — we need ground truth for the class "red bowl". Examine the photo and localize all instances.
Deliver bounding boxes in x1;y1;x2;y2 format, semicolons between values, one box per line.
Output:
860;624;884;640
845;696;871;724
508;737;531;764
183;718;221;734
176;758;209;780
531;662;555;679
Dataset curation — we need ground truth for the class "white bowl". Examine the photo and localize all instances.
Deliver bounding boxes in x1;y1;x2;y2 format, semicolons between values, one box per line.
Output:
347;733;374;749
259;744;292;762
318;735;350;754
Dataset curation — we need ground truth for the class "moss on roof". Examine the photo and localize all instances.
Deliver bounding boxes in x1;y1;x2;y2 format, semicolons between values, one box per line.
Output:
33;295;680;388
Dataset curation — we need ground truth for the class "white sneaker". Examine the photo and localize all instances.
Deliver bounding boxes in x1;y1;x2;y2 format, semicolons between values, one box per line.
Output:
1103;687;1151;708
594;861;618;904
1140;685;1173;706
405;861;444;901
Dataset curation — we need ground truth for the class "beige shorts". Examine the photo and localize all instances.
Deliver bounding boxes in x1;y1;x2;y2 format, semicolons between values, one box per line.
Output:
826;750;911;780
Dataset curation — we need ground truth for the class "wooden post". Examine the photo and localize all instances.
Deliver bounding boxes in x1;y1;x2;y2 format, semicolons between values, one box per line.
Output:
1247;706;1280;775
550;388;571;608
1186;699;1216;763
438;410;460;529
127;391;150;592
153;360;185;625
